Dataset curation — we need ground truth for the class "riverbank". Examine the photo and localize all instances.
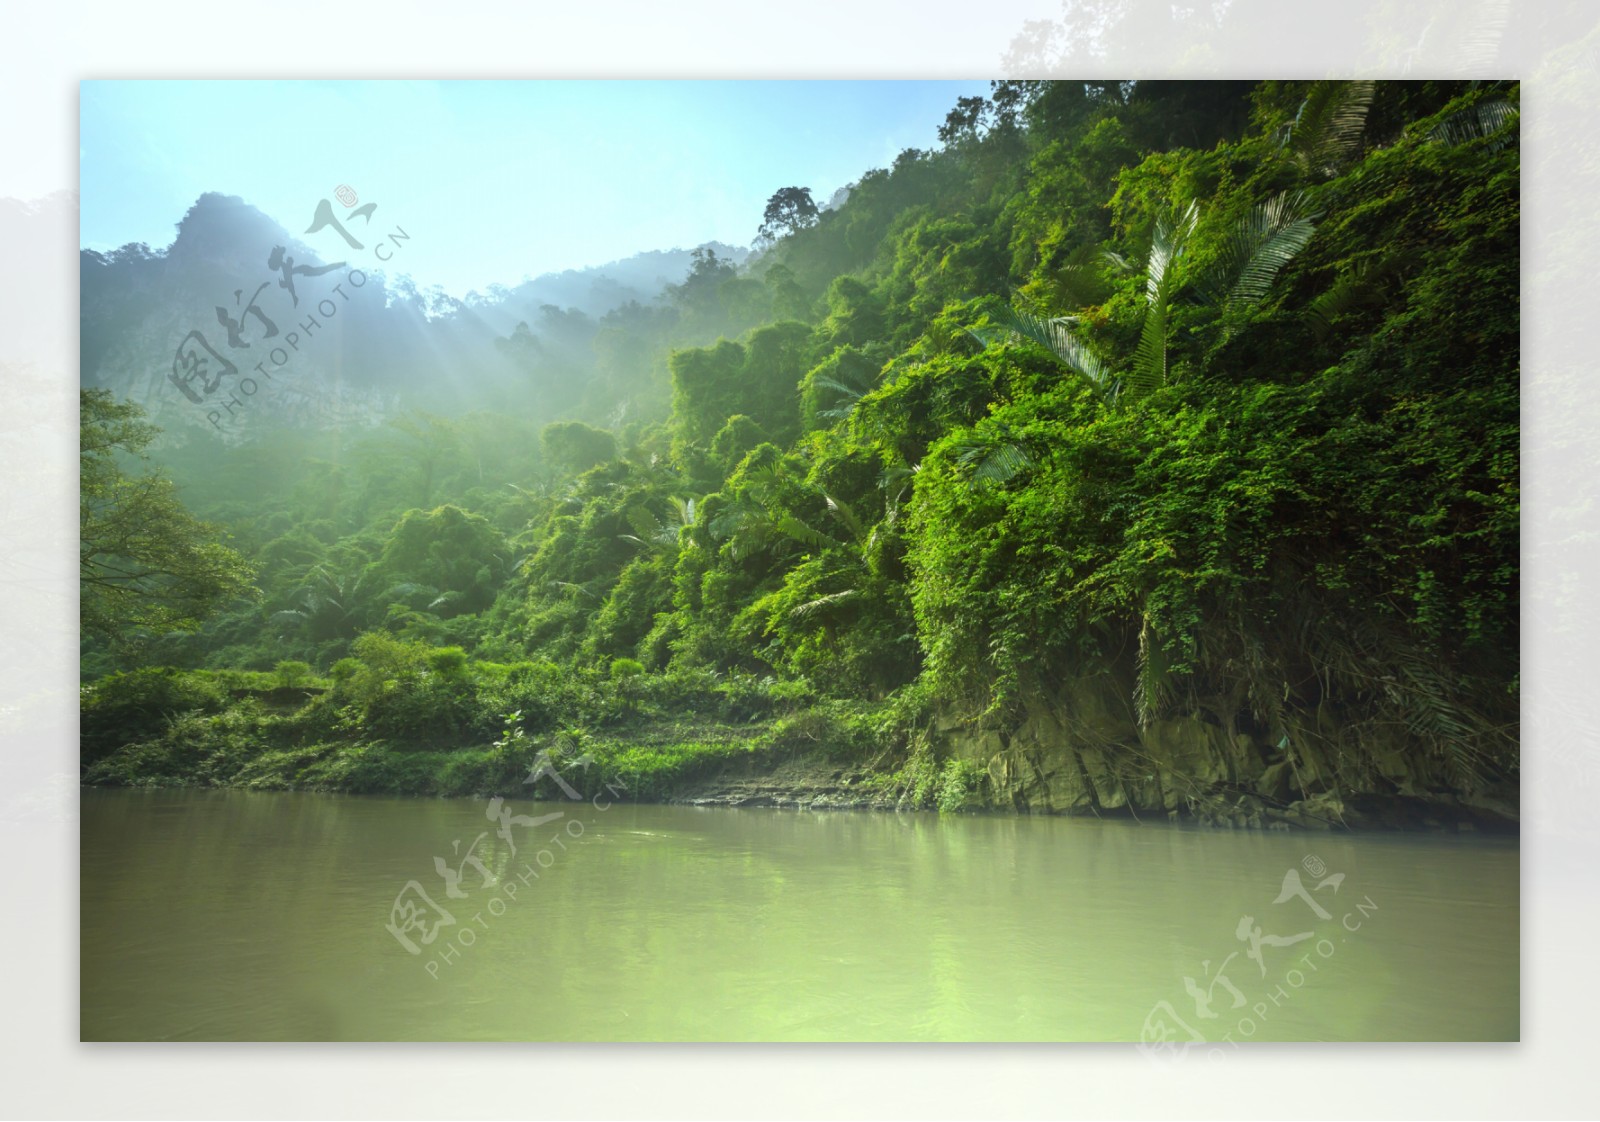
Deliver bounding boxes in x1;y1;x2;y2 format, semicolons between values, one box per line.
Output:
82;712;1517;833
79;665;1518;831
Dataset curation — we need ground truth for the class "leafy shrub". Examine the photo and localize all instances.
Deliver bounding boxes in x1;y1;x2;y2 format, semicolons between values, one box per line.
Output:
898;735;940;809
80;668;228;767
472;659;599;738
274;660;313;688
427;646;469;678
84;703;271;787
936;757;988;814
763;701;879;761
609;657;644;680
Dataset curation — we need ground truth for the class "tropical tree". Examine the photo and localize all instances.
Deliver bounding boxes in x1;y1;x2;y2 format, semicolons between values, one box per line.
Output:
972;189;1319;414
620;496;699;555
269;565;373;642
80;390;256;652
756;187;820;244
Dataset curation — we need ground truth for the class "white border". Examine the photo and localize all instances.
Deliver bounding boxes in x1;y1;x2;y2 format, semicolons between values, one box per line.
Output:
5;1;1584;1116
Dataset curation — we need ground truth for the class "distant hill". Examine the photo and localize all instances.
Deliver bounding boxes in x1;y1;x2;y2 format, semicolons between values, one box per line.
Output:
80;192;747;437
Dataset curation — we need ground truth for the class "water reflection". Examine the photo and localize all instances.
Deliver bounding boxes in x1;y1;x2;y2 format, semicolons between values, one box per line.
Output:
81;789;1517;1041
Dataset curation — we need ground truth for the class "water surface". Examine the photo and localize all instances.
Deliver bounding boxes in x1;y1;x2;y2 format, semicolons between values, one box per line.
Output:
80;789;1518;1041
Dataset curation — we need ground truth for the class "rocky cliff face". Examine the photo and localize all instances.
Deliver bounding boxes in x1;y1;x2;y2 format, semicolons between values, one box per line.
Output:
941;674;1518;831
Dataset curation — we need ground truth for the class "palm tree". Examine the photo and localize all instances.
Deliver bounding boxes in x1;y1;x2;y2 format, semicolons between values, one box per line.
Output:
963;187;1320;493
972;191;1319;416
619;496;698;554
270;566;372;641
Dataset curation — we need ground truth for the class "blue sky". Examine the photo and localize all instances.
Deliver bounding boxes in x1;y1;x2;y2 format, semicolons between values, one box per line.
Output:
79;80;990;296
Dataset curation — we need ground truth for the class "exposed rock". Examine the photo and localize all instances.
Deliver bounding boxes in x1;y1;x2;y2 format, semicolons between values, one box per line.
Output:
942;673;1518;832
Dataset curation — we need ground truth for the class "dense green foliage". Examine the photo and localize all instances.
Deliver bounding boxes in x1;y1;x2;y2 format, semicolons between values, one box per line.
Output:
82;81;1520;816
80;389;257;655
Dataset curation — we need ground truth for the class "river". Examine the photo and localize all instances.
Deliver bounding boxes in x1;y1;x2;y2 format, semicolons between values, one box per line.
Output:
80;788;1518;1042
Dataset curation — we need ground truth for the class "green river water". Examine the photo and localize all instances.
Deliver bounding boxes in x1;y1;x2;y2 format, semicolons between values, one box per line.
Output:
80;788;1518;1042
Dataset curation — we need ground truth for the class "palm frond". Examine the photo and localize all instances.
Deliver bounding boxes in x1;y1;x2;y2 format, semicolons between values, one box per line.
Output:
1129;294;1170;402
811;375;867;400
1283;80;1375;178
1050;242;1117;307
1307;263;1381;338
879;462;917;505
1427;99;1518;149
741;463;790;496
1204;191;1320;313
1126;202;1197;401
970;306;1116;401
1101;250;1136;276
709;500;777;561
976;442;1034;483
813;375;872;421
624;505;661;541
790;589;861;620
824;494;866;544
1305;249;1417;338
774;513;841;554
955;440;1034;484
1143;201;1198;308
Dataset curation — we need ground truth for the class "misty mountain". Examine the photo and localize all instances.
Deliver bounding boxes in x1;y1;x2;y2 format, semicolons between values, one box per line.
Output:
80;192;747;438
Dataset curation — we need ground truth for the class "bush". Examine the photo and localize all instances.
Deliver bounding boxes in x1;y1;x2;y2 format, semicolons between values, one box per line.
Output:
427;646;470;678
936;757;987;814
83;703;272;787
763;701;879;761
274;660;313;688
472;659;598;738
80;668;228;767
609;657;644;680
591;739;755;799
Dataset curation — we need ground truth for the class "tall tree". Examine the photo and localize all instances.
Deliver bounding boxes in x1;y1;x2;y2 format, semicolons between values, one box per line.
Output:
80;390;256;652
757;187;820;244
